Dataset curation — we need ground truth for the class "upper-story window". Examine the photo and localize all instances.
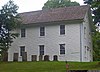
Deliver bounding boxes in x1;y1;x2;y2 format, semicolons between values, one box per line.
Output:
40;26;45;36
21;28;26;37
60;25;65;35
84;27;86;38
60;44;65;54
39;45;44;55
20;46;25;56
84;27;86;34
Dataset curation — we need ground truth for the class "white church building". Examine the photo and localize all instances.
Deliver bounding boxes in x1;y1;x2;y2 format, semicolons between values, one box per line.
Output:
8;5;93;62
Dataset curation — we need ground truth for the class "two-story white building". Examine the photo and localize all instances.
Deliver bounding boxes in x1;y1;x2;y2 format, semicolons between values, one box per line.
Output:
8;5;93;62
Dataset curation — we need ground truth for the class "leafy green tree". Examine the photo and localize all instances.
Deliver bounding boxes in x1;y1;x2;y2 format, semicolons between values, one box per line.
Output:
0;0;20;61
84;0;100;61
84;0;100;24
92;31;100;61
42;0;80;9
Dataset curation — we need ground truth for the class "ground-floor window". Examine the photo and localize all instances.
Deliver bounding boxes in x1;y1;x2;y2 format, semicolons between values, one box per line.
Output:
20;46;25;56
39;45;44;55
60;44;65;54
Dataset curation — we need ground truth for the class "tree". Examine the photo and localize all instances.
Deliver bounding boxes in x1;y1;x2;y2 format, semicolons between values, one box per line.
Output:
42;0;80;9
0;0;20;61
84;0;100;24
84;0;100;61
92;31;100;61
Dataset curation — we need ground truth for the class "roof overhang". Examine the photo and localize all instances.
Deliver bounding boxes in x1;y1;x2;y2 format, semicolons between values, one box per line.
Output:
20;19;84;28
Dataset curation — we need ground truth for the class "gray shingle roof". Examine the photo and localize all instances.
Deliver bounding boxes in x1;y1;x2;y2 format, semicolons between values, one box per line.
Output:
19;5;90;24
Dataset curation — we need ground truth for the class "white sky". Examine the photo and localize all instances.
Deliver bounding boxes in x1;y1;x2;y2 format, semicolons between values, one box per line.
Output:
0;0;85;13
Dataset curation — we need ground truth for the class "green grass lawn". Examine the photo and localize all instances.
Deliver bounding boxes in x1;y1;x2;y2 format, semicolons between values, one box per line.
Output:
0;61;100;72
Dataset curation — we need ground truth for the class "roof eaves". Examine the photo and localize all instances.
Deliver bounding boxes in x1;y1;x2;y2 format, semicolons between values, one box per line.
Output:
21;18;84;26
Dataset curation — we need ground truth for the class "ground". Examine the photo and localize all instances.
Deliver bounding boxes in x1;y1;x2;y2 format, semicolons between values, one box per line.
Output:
0;61;100;72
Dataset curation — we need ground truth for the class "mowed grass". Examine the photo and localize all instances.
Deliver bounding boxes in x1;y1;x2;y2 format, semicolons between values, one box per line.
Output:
0;61;100;72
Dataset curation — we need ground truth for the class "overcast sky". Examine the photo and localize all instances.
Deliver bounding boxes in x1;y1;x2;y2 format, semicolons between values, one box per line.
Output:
0;0;85;13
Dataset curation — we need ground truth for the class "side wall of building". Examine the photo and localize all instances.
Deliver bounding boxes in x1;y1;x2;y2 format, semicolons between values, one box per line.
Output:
81;12;93;62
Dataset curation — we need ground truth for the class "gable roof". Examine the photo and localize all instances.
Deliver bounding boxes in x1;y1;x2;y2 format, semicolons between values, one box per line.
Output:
19;5;90;24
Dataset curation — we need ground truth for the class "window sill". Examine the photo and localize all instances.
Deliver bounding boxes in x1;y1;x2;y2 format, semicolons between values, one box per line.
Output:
19;56;22;58
39;36;45;38
20;37;26;38
59;34;66;37
59;54;65;57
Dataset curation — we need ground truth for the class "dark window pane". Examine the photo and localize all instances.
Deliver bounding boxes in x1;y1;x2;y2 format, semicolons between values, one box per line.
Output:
39;45;44;55
40;27;45;36
21;28;25;37
60;44;65;54
20;46;25;56
60;50;65;54
60;25;65;29
60;25;65;35
40;51;44;55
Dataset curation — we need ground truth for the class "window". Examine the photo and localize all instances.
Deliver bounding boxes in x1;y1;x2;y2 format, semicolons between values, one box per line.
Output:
60;44;65;54
40;27;45;36
60;25;65;35
20;46;25;56
84;27;86;38
39;45;44;55
85;46;87;53
87;46;90;51
84;27;86;34
21;28;26;37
